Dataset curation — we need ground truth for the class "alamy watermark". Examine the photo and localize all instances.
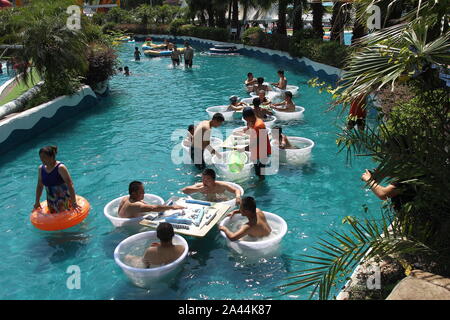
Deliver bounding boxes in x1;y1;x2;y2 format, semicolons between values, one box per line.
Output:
66;5;81;31
66;265;81;290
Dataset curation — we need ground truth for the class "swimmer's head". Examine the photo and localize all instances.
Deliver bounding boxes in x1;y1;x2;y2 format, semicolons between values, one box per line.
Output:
252;97;261;108
258;90;266;99
157;222;175;243
285;91;292;99
247;72;253;78
135;47;138;50
188;124;195;135
240;197;257;218
257;77;264;85
229;95;239;104
211;113;225;127
272;125;282;140
129;181;144;201
118;67;123;72
202;168;216;187
243;107;256;125
277;70;284;76
39;145;58;164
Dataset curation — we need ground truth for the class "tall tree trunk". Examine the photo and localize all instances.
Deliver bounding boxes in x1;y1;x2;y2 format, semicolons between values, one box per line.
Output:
243;1;248;23
292;0;303;35
216;7;227;28
199;11;207;26
206;4;215;27
232;0;240;36
330;1;344;43
312;0;324;39
352;4;366;44
276;0;288;36
228;0;232;26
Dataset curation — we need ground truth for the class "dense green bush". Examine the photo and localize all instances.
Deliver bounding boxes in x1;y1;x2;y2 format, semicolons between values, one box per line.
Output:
83;43;118;87
242;27;264;46
289;38;351;68
176;24;228;42
169;18;189;35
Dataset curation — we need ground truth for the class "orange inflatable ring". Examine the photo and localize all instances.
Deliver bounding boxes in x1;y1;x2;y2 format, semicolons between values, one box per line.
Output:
30;195;90;231
323;35;330;40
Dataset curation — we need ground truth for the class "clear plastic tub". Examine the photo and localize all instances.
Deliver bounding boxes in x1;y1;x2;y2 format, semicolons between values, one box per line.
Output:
181;136;223;165
104;194;164;228
272;106;305;121
205;105;235;121
219;212;288;256
271;136;315;165
114;231;188;288
188;181;244;207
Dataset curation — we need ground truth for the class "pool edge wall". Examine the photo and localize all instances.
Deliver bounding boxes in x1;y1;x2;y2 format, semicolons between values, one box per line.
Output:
0;85;101;155
136;34;343;85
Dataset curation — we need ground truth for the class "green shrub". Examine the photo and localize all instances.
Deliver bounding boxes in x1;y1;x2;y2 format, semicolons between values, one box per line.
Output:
289;38;350;68
242;27;264;45
83;43;118;87
169;18;188;35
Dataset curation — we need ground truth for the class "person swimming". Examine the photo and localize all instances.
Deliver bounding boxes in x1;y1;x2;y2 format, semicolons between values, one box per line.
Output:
227;95;248;112
118;181;185;218
181;169;242;204
124;222;185;268
271;91;295;112
134;47;141;61
124;66;131;76
218;196;271;241
272;126;297;149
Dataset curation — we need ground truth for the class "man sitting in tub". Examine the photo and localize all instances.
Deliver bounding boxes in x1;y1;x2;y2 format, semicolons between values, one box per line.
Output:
181;169;242;205
125;222;185;268
270;91;295;112
118;181;185;218
227;95;247;112
271;70;287;90
272;126;297;149
219;197;271;241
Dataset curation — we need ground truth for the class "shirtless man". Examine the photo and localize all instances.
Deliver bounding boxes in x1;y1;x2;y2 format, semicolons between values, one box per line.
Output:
271;91;296;112
125;222;185;268
218;196;271;241
227;95;248;111
191;113;224;169
252;77;271;94
272;126;297;149
245;72;258;92
272;70;287;90
118;181;185;218
181;169;242;205
253;97;273;120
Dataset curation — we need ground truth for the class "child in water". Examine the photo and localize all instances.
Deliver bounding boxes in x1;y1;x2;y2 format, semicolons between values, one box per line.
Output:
134;47;141;61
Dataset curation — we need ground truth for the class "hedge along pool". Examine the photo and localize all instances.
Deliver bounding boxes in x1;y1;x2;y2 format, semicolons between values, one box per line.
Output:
0;42;379;300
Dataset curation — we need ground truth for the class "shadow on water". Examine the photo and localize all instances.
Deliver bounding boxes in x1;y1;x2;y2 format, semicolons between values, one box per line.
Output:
101;225;149;260
29;227;92;272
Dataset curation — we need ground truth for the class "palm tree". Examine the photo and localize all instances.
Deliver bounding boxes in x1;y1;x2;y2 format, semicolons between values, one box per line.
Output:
292;0;305;34
276;0;288;36
280;0;450;299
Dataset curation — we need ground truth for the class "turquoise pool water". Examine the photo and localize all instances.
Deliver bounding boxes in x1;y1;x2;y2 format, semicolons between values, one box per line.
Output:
0;43;379;300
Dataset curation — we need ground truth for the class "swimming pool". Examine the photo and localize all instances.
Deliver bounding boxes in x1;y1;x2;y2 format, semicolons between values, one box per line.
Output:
0;42;379;300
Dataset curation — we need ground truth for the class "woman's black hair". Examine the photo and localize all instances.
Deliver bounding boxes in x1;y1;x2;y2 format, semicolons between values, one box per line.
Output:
39;146;58;159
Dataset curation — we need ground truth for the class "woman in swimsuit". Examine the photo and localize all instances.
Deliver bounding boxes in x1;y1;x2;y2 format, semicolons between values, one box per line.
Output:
34;146;79;213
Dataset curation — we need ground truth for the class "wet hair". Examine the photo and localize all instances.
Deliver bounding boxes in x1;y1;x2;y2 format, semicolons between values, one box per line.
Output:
202;168;216;180
278;70;284;75
252;97;261;107
243;107;255;119
128;181;143;196
124;66;129;71
157;222;175;242
39;146;58;159
241;196;257;214
118;67;123;71
247;72;253;77
212;113;225;122
135;47;138;50
257;77;264;84
285;91;292;99
188;124;194;132
272;125;282;139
